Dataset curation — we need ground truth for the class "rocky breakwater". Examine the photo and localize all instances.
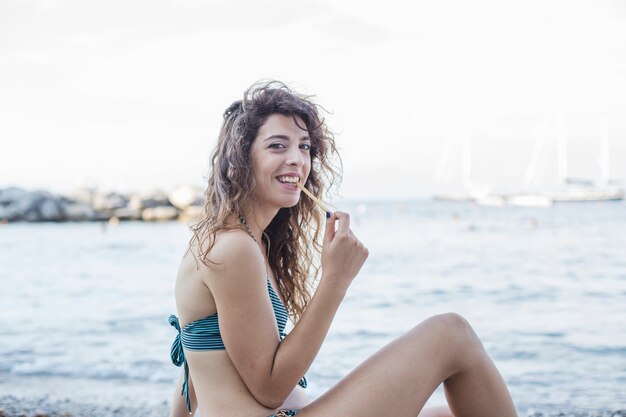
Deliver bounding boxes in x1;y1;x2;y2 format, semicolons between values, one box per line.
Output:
0;186;204;223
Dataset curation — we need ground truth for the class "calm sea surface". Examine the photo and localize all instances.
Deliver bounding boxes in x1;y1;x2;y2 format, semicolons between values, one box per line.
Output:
1;201;625;415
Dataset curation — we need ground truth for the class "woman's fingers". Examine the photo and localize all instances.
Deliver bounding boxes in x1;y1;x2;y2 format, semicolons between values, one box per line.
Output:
324;212;337;245
334;211;350;233
321;211;368;288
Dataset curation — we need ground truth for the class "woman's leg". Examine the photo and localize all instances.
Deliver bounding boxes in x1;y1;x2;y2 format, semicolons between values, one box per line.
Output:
418;405;454;417
298;313;518;417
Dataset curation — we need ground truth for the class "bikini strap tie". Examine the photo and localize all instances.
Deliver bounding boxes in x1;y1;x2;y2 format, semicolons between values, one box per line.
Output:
169;315;185;365
169;315;192;413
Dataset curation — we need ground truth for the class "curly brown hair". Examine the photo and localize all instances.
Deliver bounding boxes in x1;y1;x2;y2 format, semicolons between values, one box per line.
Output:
186;80;341;321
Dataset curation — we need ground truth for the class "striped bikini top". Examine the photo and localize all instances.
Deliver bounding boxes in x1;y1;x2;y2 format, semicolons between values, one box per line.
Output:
169;279;307;412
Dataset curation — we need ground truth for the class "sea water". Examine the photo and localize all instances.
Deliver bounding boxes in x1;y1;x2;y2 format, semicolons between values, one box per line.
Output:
0;200;624;415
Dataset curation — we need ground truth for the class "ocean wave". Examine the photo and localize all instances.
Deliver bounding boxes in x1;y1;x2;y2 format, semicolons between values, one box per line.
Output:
7;360;175;384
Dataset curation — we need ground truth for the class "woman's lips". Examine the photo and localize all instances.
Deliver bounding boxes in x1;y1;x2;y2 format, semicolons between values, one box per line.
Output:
276;178;299;191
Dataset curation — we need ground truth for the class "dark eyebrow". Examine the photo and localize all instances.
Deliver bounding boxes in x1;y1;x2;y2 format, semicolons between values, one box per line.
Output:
263;134;311;142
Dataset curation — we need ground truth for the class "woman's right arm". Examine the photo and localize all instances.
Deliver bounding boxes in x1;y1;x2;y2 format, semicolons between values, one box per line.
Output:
268;211;369;399
206;211;368;408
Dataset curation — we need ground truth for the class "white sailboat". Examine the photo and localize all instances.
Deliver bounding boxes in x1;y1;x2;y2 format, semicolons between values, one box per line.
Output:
509;116;623;205
507;115;555;207
433;127;500;203
547;117;624;202
508;193;553;207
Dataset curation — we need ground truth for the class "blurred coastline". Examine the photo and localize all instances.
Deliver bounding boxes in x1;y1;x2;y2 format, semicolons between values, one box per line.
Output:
0;185;205;224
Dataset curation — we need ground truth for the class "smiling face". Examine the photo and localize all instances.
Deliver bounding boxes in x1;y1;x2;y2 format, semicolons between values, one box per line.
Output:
249;113;312;211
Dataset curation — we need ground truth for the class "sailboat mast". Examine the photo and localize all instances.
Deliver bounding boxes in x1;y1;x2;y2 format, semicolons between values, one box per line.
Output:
557;116;568;188
600;117;610;187
462;129;472;191
523;122;549;191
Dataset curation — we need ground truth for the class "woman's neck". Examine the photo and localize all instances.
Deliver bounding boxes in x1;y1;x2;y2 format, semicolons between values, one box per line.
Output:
239;203;278;243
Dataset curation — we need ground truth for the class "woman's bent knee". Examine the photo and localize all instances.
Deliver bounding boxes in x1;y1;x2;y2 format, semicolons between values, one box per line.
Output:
420;313;483;374
432;312;474;334
418;313;482;354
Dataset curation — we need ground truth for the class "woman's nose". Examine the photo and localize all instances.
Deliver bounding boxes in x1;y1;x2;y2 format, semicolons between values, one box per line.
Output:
286;146;304;166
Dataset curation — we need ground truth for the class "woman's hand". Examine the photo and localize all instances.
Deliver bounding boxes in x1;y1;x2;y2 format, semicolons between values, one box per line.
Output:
321;211;368;292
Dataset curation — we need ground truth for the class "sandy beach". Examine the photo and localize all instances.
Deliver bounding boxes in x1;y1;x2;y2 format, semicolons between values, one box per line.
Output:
0;395;168;417
0;394;624;417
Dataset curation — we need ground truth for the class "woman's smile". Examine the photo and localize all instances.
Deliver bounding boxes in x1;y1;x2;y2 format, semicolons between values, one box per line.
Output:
276;174;301;191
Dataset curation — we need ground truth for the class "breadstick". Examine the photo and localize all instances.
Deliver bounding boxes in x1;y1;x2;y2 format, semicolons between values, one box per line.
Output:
295;183;332;213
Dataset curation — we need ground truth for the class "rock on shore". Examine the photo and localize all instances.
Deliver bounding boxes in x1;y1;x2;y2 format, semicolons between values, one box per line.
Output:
0;186;204;223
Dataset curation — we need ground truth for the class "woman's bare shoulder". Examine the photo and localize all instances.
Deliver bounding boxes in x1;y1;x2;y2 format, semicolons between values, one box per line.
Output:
184;229;260;269
185;229;265;288
175;229;263;322
208;229;262;268
200;229;268;306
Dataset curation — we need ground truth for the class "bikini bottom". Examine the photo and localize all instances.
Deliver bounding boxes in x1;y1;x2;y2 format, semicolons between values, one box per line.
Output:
269;410;299;417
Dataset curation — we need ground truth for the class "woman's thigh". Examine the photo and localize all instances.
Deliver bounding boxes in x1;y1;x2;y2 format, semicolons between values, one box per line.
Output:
297;313;472;417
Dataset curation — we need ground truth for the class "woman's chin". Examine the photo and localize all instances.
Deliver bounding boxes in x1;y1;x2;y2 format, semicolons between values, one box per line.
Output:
273;195;301;209
281;199;300;208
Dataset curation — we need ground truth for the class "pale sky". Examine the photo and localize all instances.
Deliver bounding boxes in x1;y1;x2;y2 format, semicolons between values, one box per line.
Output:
1;0;625;200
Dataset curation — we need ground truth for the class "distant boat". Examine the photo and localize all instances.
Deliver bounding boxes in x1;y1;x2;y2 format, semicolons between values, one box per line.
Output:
433;193;476;202
548;185;624;202
433;124;551;207
507;194;553;208
509;116;623;205
549;118;623;202
475;194;507;207
433;116;623;206
433;126;494;202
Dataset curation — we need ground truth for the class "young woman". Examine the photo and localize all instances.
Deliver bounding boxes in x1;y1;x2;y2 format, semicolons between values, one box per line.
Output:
168;81;519;417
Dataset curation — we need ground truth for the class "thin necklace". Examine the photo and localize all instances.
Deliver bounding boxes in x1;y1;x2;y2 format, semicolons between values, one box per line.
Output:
239;214;258;242
239;215;289;318
239;214;271;277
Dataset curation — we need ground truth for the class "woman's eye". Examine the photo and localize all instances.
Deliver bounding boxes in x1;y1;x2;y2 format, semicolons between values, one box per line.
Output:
300;144;311;151
269;143;286;149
